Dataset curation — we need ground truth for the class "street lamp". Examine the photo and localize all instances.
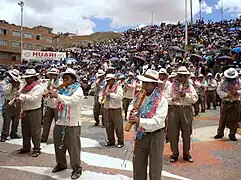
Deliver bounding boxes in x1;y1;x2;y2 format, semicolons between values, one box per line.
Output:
18;1;24;63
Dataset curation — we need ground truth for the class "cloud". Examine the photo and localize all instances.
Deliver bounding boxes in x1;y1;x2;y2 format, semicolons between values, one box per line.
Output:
215;0;241;16
0;0;214;35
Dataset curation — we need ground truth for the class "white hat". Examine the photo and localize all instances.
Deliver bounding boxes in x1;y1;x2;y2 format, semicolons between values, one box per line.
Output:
137;69;159;83
22;69;39;79
198;74;204;78
207;73;213;77
168;72;177;79
47;68;59;75
189;73;196;78
224;68;238;79
159;68;167;75
177;66;190;75
119;74;125;79
96;69;105;77
128;72;134;76
60;68;79;80
105;74;116;81
8;69;21;81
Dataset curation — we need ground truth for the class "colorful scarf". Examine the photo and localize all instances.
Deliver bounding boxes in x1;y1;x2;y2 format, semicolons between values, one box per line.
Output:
22;81;39;93
221;78;240;93
133;88;163;140
172;79;190;94
56;82;80;126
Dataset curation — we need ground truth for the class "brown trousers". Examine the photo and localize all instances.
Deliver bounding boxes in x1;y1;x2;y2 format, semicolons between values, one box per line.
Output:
93;97;104;125
104;108;124;144
41;107;58;142
168;106;193;155
217;101;240;136
133;129;165;180
206;90;216;109
53;125;81;171
123;98;132;120
21;108;42;151
1;101;21;138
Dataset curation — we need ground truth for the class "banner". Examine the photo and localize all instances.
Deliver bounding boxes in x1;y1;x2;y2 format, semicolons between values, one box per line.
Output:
22;50;66;61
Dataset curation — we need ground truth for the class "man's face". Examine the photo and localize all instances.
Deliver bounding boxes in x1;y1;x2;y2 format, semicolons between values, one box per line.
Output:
49;74;57;79
25;77;35;84
177;74;188;83
107;79;115;86
63;74;75;84
159;74;166;81
142;81;156;95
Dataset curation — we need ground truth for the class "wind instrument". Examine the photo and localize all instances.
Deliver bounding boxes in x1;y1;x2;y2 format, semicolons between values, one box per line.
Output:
8;82;27;106
101;84;110;104
125;89;147;132
44;81;71;98
43;78;55;97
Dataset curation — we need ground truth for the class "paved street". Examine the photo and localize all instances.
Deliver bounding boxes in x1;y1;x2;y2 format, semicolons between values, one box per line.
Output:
0;96;241;180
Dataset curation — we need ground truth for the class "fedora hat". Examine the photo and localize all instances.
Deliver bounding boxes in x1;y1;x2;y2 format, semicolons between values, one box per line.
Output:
168;72;177;79
189;73;196;78
47;68;59;75
198;74;204;78
177;66;190;75
22;69;39;79
224;68;238;79
96;69;105;77
105;74;116;81
137;69;159;83
207;73;213;77
159;68;168;75
128;72;134;76
60;68;79;80
8;69;21;81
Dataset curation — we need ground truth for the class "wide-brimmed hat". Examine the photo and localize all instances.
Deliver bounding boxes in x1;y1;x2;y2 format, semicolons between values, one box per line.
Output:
60;68;79;80
128;72;134;76
177;66;190;75
189;73;196;78
47;68;59;75
159;68;168;75
137;69;159;83
207;73;213;77
8;69;21;81
168;72;177;79
105;74;116;81
96;69;105;77
224;68;238;79
198;74;204;78
22;69;39;79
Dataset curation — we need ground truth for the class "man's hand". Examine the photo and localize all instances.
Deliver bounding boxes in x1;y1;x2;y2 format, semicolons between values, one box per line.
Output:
129;115;140;125
49;90;58;98
171;97;180;102
179;91;186;97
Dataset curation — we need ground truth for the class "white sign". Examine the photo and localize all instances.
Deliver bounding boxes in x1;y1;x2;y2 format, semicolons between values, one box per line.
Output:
22;50;66;61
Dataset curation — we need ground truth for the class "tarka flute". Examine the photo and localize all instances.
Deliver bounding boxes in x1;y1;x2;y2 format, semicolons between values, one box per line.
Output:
8;82;27;106
125;89;147;132
101;84;110;104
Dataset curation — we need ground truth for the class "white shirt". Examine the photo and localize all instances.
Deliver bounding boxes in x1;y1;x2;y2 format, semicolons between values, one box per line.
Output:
165;82;198;106
123;80;136;99
99;84;123;109
206;79;217;91
19;84;44;111
127;92;168;132
217;79;241;101
56;86;84;127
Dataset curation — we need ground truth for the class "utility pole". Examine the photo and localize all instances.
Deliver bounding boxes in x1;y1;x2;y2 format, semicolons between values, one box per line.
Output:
221;0;224;21
190;0;193;25
151;11;154;26
185;0;188;45
18;1;24;63
199;0;202;20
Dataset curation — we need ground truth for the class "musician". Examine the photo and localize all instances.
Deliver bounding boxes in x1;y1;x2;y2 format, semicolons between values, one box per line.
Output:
197;74;208;113
17;69;44;157
123;72;136;121
215;73;222;106
168;72;177;83
206;73;218;110
215;68;241;141
99;74;124;148
0;69;22;142
92;69;105;127
41;68;61;143
127;69;168;180
158;68;171;93
189;73;201;116
49;68;83;179
165;66;198;163
135;79;142;94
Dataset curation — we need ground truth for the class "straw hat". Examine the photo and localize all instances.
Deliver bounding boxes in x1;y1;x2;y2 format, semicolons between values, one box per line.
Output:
177;66;190;75
105;74;116;81
60;68;79;80
137;69;159;83
8;69;21;81
47;68;59;75
224;68;238;79
22;69;39;79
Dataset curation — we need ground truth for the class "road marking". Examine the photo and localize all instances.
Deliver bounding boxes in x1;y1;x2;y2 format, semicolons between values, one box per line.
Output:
4;138;191;180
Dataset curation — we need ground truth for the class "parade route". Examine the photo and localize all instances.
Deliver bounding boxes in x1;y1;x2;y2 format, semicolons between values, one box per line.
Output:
0;97;241;180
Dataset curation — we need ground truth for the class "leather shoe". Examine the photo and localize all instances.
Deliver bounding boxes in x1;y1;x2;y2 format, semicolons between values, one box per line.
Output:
229;135;237;141
71;170;82;179
10;134;21;139
214;134;224;139
0;137;6;142
183;155;194;163
18;148;30;154
169;154;178;163
52;166;67;173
